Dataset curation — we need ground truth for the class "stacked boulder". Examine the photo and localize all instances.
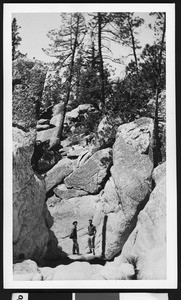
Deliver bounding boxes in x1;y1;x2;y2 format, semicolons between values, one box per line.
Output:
45;147;113;254
43;117;157;262
12;61;64;264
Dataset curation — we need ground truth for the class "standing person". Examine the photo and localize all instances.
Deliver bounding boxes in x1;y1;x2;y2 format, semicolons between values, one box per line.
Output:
87;219;96;255
70;221;79;255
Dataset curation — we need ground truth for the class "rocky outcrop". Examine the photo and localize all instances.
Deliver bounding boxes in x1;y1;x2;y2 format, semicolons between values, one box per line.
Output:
50;113;63;127
13;259;42;281
47;194;99;255
44;118;154;262
65;104;96;123
92;118;154;259
36;124;51;131
53;184;88;200
12;57;47;129
92;262;135;280
14;258;134;280
152;161;166;184
115;162;166;279
116;117;154;156
36;127;59;144
13;127;61;263
45;158;76;192
12;74;65;264
97;115;123;148
67;145;85;159
64;148;112;194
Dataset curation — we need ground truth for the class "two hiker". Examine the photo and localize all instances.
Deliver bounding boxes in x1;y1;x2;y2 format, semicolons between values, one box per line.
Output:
70;219;96;255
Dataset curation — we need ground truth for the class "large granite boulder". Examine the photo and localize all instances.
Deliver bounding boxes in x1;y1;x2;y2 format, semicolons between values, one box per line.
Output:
47;194;99;255
13;127;63;263
116;117;154;156
97;115;123;148
13;259;42;281
39;261;103;280
12;59;65;264
36;127;59;144
65;104;95;122
53;184;88;200
52;262;94;280
50;113;63;127
39;260;133;280
64;148;112;194
13;129;46;261
116;162;166;279
92;118;154;259
45;158;76;192
92;262;135;280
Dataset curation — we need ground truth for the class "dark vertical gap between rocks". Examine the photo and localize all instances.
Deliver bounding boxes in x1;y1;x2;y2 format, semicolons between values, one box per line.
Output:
101;215;108;258
110;191;152;263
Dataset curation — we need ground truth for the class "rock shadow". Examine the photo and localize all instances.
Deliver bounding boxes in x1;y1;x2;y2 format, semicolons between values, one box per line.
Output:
101;214;108;258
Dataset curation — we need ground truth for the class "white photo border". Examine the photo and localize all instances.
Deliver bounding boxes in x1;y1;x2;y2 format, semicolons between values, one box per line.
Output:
3;3;177;289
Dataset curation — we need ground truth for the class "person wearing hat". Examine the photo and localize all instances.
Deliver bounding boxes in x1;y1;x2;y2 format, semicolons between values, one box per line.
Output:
70;221;79;255
87;219;96;255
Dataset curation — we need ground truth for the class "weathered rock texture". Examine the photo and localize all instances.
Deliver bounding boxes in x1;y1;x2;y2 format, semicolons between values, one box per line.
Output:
92;118;154;259
14;258;134;280
47;194;99;255
116;162;166;279
116;117;154;156
13;122;63;262
64;148;113;194
13;127;54;262
13;259;42;281
36;127;59;144
45;158;76;192
92;262;135;280
12;57;47;129
53;184;88;200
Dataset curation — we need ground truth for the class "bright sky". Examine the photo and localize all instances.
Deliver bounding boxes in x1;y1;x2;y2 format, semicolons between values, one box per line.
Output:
13;12;157;78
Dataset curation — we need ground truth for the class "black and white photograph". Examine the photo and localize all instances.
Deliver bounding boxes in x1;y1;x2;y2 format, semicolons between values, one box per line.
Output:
3;3;176;289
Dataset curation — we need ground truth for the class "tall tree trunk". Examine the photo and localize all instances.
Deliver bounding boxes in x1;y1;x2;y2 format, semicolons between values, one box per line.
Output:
49;14;80;149
91;31;96;69
12;41;15;61
75;55;81;103
128;15;138;70
153;13;166;167
98;13;105;112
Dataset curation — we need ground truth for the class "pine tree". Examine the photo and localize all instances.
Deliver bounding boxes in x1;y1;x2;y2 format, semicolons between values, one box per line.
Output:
43;12;87;147
152;13;166;166
12;18;22;60
106;13;144;70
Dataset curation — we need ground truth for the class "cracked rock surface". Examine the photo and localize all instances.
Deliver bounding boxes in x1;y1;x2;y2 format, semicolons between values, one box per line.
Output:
13;127;62;263
116;162;166;279
92;118;154;260
64;148;113;194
